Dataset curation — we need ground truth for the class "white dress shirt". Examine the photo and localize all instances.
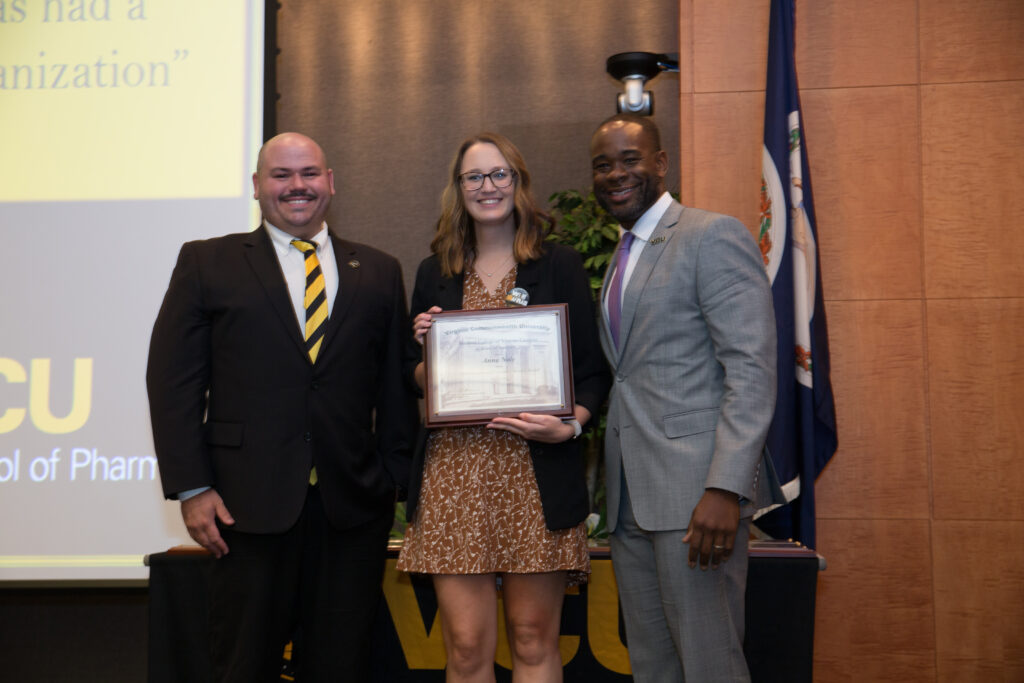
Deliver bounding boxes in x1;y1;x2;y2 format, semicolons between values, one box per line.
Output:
264;220;340;330
603;191;674;323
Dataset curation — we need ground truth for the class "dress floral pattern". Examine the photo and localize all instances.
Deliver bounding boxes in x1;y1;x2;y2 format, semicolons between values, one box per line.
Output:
397;266;589;584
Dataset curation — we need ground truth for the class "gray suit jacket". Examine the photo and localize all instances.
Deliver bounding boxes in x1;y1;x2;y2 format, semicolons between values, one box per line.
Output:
601;200;779;532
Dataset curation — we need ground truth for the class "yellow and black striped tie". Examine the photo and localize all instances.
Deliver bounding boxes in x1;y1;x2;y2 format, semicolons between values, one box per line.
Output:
291;239;327;363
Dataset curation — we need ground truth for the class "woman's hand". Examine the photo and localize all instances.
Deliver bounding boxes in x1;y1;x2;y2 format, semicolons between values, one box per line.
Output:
413;306;442;346
488;412;576;443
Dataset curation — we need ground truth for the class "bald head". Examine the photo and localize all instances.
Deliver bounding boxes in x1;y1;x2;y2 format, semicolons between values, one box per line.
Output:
256;132;328;176
593;114;662;153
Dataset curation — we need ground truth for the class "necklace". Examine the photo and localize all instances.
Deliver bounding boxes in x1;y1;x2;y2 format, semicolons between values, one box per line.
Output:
476;253;513;278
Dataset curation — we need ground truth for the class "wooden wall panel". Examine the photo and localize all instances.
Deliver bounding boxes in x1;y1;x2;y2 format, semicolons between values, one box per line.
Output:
679;2;1024;682
677;2;696;206
794;0;918;89
921;0;1024;83
801;86;922;301
677;93;696;207
814;519;936;683
691;91;764;231
928;299;1024;521
677;0;695;96
921;82;1024;299
692;0;769;93
933;521;1024;682
815;301;929;519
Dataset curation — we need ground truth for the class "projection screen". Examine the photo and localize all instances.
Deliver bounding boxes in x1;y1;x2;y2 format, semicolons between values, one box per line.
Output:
0;0;266;581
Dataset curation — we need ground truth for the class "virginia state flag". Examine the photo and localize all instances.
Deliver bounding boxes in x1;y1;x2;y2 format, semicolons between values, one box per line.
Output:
755;0;837;549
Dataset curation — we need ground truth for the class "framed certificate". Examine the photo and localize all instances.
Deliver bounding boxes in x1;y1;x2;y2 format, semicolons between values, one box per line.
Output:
423;304;575;427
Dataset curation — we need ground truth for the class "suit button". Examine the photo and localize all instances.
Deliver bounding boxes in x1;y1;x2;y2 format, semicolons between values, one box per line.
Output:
311;381;320;390
303;432;312;442
616;374;626;382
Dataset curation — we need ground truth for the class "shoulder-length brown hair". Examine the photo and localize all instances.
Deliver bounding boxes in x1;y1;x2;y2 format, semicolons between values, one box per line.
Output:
430;132;553;277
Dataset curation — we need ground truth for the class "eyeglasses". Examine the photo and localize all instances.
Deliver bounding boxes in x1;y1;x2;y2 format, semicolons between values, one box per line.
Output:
458;168;516;191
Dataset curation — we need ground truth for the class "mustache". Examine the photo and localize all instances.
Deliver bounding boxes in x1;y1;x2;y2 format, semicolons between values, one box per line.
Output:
280;190;317;200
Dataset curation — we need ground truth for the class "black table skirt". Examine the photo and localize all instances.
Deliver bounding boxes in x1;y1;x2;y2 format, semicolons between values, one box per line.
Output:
146;541;819;682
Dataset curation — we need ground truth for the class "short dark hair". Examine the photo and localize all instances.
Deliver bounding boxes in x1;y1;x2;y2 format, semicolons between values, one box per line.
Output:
594;114;662;152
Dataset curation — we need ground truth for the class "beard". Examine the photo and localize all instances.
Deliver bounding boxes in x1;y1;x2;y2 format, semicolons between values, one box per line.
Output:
595;178;661;226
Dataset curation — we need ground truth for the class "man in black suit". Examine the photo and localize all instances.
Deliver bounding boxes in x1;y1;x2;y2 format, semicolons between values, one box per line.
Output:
146;132;417;682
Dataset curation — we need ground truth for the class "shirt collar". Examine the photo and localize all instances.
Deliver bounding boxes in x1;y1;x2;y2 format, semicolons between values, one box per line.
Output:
620;192;673;243
264;220;329;254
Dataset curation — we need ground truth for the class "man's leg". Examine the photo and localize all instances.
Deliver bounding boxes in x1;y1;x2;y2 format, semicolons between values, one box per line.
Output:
609;477;685;683
299;489;393;682
652;518;751;683
209;520;303;683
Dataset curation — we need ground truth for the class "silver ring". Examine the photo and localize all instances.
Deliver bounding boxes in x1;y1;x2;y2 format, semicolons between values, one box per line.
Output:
713;545;726;550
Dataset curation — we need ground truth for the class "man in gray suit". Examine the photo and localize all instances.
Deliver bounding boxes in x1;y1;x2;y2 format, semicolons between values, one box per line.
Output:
592;114;777;682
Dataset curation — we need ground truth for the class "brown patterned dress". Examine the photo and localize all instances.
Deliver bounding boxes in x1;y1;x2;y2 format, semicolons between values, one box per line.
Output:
396;266;590;584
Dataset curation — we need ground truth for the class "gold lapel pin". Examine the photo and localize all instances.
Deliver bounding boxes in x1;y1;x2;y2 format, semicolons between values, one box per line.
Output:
649;236;666;245
348;259;360;269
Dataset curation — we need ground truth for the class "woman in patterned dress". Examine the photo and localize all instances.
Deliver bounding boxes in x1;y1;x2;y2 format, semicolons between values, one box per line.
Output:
397;132;610;682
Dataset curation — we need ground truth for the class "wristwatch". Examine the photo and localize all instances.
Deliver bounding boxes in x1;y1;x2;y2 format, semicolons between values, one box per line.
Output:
565;418;582;440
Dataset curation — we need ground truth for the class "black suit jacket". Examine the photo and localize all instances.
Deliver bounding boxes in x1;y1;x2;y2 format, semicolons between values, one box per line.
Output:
404;243;611;530
146;227;417;533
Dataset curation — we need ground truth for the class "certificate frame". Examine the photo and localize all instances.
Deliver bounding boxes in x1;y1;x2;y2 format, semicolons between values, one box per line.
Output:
423;304;575;428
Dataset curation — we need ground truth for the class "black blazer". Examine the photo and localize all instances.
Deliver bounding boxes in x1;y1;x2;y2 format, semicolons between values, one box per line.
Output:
404;243;611;530
146;227;417;533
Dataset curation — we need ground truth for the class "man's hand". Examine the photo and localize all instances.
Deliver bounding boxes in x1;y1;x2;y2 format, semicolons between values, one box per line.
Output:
181;489;235;558
681;488;740;570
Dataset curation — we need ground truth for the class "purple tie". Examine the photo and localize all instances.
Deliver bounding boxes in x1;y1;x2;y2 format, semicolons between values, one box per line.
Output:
607;231;635;348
